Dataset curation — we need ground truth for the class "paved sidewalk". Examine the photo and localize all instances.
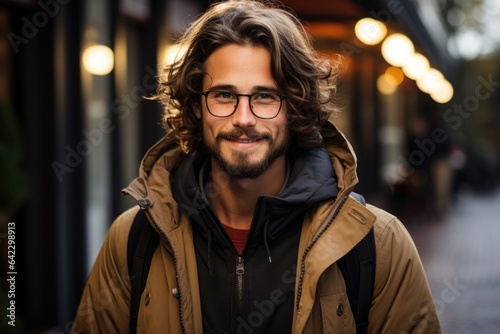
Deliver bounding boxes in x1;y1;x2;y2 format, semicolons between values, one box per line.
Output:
407;189;500;334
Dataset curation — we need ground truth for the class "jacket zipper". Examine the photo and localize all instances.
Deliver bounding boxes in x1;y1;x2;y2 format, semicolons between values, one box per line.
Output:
235;255;245;312
204;209;247;318
139;204;186;333
295;195;348;311
198;193;250;322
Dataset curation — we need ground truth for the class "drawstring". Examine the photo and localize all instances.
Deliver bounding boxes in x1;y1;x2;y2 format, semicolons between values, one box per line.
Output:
207;229;214;276
263;219;272;263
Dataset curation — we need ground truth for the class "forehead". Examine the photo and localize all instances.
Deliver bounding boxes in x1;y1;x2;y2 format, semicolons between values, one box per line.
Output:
203;44;277;91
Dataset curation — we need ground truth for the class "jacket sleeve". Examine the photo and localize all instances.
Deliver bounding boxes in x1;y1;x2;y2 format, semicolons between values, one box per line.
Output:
71;207;139;334
368;206;441;333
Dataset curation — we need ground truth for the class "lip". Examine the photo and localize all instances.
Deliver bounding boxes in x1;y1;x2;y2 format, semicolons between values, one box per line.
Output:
232;138;258;143
225;137;262;148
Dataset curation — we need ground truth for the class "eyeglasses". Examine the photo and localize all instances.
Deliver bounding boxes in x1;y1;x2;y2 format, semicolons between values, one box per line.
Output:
201;90;285;119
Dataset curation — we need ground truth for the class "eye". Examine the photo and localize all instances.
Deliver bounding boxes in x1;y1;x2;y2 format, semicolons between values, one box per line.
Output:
254;92;280;102
254;93;276;100
212;91;236;100
253;93;281;105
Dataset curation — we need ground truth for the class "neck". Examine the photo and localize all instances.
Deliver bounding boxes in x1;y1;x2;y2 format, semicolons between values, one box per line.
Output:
209;156;287;230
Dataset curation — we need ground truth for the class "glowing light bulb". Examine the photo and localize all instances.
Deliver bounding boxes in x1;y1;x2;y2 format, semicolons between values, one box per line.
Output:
377;74;397;95
82;45;114;76
385;66;405;86
416;68;445;94
402;53;430;80
430;80;454;103
355;18;387;45
381;33;415;67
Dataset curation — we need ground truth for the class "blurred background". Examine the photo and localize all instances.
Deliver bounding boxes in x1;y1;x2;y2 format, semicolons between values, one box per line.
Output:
0;0;499;333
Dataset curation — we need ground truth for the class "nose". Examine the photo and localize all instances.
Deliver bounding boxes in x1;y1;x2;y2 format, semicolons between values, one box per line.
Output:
231;96;257;127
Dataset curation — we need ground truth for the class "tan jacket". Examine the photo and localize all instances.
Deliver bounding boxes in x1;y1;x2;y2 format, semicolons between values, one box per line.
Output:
72;122;441;333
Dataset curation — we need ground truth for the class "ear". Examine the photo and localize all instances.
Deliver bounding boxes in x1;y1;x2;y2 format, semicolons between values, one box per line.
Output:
193;103;202;119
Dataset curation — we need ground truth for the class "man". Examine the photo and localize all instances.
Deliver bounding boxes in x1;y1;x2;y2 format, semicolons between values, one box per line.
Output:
72;0;441;333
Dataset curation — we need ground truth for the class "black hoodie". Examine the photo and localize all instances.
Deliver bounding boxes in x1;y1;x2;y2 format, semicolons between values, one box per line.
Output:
172;148;338;334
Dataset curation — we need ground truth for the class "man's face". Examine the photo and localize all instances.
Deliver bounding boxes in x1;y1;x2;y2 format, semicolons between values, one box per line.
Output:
196;44;289;179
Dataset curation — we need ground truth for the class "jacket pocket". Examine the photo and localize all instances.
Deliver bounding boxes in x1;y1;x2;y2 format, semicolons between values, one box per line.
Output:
319;291;355;333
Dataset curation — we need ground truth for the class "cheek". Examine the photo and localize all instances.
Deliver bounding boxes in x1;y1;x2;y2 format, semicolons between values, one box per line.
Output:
277;123;289;141
276;112;289;134
201;118;218;141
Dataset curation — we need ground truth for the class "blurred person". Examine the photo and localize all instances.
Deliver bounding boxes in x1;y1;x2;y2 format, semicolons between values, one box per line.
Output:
72;1;440;333
426;115;453;218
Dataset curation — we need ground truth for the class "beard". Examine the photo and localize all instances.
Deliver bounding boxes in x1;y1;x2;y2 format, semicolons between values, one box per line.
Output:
203;127;289;179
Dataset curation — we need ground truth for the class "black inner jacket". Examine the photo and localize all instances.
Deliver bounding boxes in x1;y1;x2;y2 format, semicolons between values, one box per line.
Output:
172;148;339;334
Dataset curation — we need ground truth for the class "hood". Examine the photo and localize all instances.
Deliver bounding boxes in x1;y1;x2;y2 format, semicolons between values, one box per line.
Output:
122;121;359;234
171;147;339;242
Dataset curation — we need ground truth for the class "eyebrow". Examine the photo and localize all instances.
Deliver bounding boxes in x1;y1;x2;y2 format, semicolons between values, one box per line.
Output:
207;84;281;94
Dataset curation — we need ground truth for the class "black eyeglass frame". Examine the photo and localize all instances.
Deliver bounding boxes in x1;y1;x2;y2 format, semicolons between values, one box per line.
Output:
201;90;286;119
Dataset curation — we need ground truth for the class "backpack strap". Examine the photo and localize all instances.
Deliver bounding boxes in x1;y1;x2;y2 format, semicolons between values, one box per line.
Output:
127;209;160;334
337;193;376;334
354;227;376;333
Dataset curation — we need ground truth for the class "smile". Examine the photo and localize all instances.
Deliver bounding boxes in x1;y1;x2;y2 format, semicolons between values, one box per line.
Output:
216;131;272;146
224;137;265;149
233;138;259;143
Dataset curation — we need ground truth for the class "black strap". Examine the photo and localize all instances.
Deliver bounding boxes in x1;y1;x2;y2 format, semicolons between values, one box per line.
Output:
337;193;376;334
127;209;160;334
354;227;375;334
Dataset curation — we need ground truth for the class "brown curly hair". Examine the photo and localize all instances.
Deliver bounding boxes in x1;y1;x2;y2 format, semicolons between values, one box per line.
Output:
154;0;341;154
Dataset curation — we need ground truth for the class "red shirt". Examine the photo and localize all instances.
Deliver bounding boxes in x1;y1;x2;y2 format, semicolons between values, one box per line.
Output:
222;224;250;253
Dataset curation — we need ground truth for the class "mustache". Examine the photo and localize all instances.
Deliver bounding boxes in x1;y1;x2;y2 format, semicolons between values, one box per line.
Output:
216;129;272;142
